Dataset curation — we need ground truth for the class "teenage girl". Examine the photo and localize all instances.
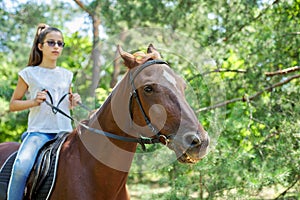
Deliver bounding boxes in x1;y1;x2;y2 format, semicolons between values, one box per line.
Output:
8;23;81;200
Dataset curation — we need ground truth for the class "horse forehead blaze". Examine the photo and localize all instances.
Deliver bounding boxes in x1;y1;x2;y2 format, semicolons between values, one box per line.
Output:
162;69;178;90
139;64;184;94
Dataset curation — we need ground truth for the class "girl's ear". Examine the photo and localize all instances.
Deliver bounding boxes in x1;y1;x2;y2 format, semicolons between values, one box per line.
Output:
38;43;43;51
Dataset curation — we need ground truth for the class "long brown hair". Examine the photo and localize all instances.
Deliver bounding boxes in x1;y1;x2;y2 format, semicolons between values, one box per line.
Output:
27;23;64;66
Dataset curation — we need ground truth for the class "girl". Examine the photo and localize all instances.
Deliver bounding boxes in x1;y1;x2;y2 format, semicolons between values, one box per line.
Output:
8;23;81;200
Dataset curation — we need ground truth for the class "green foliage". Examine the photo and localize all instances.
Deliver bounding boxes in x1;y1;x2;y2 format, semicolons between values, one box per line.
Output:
1;0;299;199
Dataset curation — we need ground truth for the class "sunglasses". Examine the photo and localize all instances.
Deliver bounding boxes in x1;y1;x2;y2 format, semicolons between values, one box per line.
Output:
43;40;65;48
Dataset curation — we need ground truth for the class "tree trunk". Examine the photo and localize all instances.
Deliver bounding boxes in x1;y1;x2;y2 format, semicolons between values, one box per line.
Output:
110;30;127;88
90;15;101;97
73;0;102;98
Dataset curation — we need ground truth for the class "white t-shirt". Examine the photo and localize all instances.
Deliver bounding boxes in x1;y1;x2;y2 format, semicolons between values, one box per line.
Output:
19;66;73;133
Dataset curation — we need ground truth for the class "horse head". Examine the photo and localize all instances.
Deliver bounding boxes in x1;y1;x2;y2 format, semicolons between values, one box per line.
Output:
116;44;210;163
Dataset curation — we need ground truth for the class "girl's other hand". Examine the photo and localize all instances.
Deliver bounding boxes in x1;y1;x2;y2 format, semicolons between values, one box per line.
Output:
69;93;81;108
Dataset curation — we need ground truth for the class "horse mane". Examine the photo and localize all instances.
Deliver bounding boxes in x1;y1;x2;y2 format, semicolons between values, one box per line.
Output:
132;51;161;64
118;43;162;69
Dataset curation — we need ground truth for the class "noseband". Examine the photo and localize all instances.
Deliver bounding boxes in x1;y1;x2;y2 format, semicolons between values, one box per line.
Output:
43;60;174;151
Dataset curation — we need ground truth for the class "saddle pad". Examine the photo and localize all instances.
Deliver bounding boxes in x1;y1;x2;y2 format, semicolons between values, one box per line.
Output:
0;152;17;200
30;132;69;200
0;132;69;200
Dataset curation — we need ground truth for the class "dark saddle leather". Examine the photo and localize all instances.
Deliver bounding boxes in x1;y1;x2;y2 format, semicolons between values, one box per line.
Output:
0;132;69;200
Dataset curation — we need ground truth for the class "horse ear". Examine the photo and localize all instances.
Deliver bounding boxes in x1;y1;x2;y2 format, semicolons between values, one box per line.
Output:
117;45;139;69
147;44;162;59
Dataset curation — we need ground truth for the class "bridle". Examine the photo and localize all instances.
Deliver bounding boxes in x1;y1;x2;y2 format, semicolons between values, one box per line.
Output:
129;60;175;148
44;59;174;151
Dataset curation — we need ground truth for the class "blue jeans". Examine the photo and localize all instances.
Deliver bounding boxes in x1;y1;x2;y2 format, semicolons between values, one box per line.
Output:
7;132;56;200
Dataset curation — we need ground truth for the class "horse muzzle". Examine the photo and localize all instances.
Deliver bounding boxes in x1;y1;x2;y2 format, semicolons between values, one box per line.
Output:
169;130;210;164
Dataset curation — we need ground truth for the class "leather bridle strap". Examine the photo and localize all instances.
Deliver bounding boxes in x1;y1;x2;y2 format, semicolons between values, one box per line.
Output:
42;90;164;151
130;60;168;82
129;60;173;145
42;89;70;114
42;89;74;121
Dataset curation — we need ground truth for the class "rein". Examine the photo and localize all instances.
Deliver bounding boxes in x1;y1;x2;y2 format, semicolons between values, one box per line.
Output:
43;60;173;151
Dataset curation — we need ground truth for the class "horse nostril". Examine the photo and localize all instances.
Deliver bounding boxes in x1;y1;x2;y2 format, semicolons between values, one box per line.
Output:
184;134;201;148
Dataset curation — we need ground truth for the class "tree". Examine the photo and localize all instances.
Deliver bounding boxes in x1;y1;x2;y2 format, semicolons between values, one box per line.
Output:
0;0;299;198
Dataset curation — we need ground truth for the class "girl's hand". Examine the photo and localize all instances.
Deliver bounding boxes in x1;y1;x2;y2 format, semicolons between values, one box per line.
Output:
33;91;47;106
69;93;81;108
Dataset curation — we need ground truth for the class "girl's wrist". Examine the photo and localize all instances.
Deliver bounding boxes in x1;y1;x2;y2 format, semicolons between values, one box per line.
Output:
31;99;40;107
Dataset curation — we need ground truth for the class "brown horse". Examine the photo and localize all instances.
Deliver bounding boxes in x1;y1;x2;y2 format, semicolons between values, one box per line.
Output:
0;44;209;200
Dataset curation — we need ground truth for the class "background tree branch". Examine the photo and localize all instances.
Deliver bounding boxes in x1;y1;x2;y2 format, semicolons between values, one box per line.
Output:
73;0;92;16
265;66;300;77
197;73;300;112
187;68;246;82
274;176;300;199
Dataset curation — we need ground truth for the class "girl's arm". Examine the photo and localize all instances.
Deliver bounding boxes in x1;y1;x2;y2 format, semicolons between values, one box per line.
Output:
9;76;46;112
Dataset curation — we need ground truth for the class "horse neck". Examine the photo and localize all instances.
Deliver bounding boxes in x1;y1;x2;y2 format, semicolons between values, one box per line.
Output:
76;73;138;173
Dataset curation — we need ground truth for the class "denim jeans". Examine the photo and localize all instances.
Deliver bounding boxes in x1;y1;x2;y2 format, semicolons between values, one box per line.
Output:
7;132;56;200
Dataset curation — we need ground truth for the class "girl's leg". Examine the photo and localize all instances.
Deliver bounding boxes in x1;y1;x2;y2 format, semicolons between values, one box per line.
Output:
7;132;56;200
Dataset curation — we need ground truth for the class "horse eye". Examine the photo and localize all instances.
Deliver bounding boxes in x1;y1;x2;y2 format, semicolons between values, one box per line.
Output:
144;85;153;94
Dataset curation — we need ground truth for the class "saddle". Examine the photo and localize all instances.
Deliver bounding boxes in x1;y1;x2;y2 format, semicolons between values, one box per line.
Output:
0;132;70;200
